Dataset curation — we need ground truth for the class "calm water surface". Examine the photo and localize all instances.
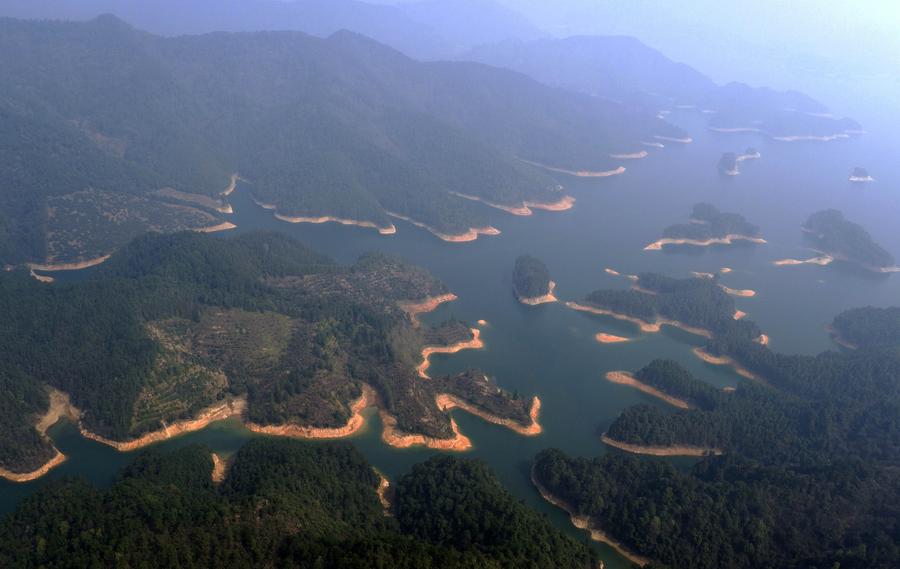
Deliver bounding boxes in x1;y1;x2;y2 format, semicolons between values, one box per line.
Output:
3;111;899;568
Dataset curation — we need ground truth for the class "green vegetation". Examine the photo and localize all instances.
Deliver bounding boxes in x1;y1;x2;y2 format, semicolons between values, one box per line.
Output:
536;304;900;568
0;439;593;568
512;255;552;299
832;306;900;352
804;210;895;269
661;203;760;242
583;272;762;340
0;15;682;264
0;231;536;474
717;152;738;174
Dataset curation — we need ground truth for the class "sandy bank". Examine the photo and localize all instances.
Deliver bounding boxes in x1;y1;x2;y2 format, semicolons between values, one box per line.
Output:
642;141;665;148
194;221;237;234
602;434;722;457
737;152;762;162
380;411;472;451
247;386;375;439
518;281;559;306
604;268;621;276
81;397;247;451
755;334;770;346
375;469;392;514
29;254;111;272
609;151;649;160
417;329;484;379
436;394;542;436
211;453;227;483
605;371;692;410
0;388;82;483
710;127;762;134
644;234;767;251
400;293;458;327
693;347;764;384
451;193;576;216
221;173;240;197
720;284;756;298
0;451;68;483
691;271;715;280
531;469;651;567
733;310;747;320
566;302;713;339
849;175;875;183
596;333;630;344
519;159;626;178
774;255;834;267
477;319;488;327
29;269;55;283
773;133;850;142
653;135;693;144
387;212;500;243
827;326;857;350
720;267;733;274
274;213;396;235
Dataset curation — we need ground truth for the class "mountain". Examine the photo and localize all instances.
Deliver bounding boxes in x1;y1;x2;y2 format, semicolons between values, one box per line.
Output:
0;0;542;59
466;35;861;139
0;15;683;266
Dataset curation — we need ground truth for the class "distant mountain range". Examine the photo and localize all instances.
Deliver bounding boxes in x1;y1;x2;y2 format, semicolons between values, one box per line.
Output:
0;15;681;265
465;36;861;139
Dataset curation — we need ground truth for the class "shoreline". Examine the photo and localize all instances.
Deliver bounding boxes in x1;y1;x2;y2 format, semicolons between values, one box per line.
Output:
436;394;542;436
451;193;575;216
601;434;722;457
609;151;649;159
246;385;375;439
531;468;651;567
211;453;227;483
710;127;855;142
380;411;473;451
773;255;834;267
596;333;630;344
519;159;626;178
417;329;484;378
28;254;111;272
0;451;67;483
849;175;874;183
566;302;713;339
653;135;693;144
644;234;767;251
194;221;237;234
274;213;396;235
374;468;392;514
517;281;559;306
220;173;240;197
826;325;857;350
692;347;765;384
387;212;500;243
81;397;247;452
400;293;458;327
604;371;692;410
719;284;756;298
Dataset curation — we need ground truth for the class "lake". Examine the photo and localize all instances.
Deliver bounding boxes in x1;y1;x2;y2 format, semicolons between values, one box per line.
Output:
3;109;898;568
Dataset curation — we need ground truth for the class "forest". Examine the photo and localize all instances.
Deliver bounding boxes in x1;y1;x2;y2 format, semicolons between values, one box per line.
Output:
804;210;895;269
512;255;552;299
0;14;683;265
0;439;596;568
660;203;760;241
0;231;536;475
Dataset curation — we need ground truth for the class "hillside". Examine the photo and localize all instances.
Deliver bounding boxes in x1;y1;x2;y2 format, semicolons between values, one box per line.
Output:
0;15;683;265
466;35;861;139
0;231;538;478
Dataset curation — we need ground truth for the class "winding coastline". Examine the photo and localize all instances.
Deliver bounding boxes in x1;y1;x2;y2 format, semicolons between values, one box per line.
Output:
400;293;458;327
644;234;767;251
604;371;692;410
517;281;559;306
692;347;765;384
246;385;375;439
417;328;484;379
436;394;543;436
29;254;112;272
601;434;722;457
380;412;472;451
387;212;500;243
451;193;576;216
566;301;713;339
531;468;651;567
519;159;626;178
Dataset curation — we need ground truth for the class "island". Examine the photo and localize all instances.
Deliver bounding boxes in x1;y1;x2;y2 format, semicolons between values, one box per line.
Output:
849;167;874;183
534;315;900;569
0;439;595;568
645;203;765;250
802;210;896;272
513;255;558;305
0;232;542;480
717;152;739;175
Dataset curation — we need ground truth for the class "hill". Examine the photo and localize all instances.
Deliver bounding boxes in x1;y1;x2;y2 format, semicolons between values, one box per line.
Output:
0;15;683;265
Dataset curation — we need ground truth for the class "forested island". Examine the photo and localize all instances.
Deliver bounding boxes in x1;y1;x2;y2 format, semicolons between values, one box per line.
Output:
512;256;557;305
849;167;874;182
0;439;596;568
0;15;685;265
645;204;764;250
803;210;896;271
717;152;738;175
0;231;540;480
535;301;900;568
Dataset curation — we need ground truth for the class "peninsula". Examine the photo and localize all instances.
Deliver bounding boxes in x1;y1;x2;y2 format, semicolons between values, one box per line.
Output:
802;210;896;272
645;203;764;250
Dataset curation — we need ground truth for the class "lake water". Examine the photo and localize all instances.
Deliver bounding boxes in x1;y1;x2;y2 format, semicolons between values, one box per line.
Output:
3;110;898;568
